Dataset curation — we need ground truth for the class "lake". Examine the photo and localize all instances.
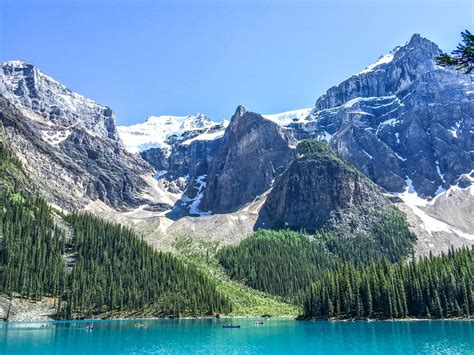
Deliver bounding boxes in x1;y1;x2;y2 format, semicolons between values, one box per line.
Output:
0;318;473;354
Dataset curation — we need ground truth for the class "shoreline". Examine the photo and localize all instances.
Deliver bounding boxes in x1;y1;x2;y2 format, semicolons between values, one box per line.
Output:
298;317;473;322
1;315;472;325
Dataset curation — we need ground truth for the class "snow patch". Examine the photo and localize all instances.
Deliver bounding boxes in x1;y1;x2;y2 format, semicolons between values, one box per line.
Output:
359;51;396;75
181;129;225;146
363;149;373;159
395;132;400;144
262;108;312;126
379;118;399;127
394;152;407;162
435;160;445;183
343;96;397;109
449;121;460;138
41;129;71;145
348;110;374;116
181;175;212;216
400;178;428;207
318;131;333;143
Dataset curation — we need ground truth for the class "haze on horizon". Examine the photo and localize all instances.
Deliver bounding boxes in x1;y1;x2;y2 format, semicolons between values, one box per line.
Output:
1;0;472;125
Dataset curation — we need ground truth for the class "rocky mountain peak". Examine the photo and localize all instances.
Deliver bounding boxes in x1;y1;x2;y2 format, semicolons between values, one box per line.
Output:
198;108;296;213
315;34;442;111
234;105;247;118
0;60;118;141
293;34;473;199
407;33;434;48
257;140;391;234
227;105;248;128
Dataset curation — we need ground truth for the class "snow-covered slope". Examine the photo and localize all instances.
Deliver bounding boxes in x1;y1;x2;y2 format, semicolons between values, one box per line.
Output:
358;46;401;75
118;114;227;154
118;108;314;155
398;172;474;241
397;170;474;256
262;108;311;126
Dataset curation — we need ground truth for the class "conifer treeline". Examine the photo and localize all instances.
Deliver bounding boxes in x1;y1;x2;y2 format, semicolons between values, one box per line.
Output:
218;230;335;301
0;187;231;318
303;247;473;319
218;218;415;303
0;191;67;300
63;212;231;317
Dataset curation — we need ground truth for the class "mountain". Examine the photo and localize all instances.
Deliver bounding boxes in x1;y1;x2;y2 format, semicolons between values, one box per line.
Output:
198;106;297;214
0;60;170;210
124;34;472;206
290;34;473;198
1;34;472;257
118;113;226;154
1;34;473;322
120;34;473;254
284;34;474;254
118;114;227;196
257;140;391;235
0;60;118;141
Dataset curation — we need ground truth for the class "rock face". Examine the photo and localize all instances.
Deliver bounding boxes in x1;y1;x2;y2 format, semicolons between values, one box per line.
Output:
0;61;158;210
289;34;474;197
118;107;301;217
199;106;297;214
258;140;390;234
118;114;227;195
0;61;118;140
141;137;222;192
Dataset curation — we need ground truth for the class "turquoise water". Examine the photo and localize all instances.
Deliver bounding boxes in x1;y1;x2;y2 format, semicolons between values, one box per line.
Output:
0;318;473;354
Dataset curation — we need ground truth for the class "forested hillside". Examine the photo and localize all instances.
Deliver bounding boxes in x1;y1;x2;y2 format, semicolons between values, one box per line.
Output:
0;117;470;321
63;213;231;318
0;191;67;301
218;215;415;302
0;132;68;302
303;247;473;319
0;129;232;318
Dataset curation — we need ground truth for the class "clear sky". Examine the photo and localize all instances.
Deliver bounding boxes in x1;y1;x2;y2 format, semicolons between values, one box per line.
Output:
1;0;472;125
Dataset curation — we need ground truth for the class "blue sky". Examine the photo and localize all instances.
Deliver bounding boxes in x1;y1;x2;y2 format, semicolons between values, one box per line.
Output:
1;0;472;125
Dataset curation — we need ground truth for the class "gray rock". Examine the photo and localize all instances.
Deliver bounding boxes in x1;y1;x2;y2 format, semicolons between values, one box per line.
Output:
290;34;474;197
199;106;297;213
0;61;118;140
0;62;154;210
257;140;390;235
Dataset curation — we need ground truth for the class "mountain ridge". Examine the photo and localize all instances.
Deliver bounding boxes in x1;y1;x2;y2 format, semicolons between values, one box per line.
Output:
0;33;472;257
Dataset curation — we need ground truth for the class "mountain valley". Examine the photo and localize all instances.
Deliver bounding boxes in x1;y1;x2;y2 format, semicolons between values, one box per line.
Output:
0;33;473;321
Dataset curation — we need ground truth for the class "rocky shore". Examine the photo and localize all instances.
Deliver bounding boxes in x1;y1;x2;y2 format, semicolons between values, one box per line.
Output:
0;295;57;322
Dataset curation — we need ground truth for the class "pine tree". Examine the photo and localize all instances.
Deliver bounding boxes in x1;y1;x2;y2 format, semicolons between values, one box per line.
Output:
436;30;474;73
